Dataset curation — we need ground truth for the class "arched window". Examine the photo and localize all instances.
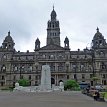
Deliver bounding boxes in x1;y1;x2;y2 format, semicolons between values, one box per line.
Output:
101;62;106;69
14;66;18;72
3;54;6;59
50;23;51;27
43;54;46;59
28;65;32;72
80;64;84;71
58;63;64;71
50;55;54;59
99;40;102;44
100;51;104;57
1;65;6;72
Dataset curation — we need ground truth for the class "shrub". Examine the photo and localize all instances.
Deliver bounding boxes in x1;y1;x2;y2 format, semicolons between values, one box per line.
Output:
64;80;80;91
100;92;106;98
92;76;99;81
104;92;107;99
18;79;30;87
1;87;13;91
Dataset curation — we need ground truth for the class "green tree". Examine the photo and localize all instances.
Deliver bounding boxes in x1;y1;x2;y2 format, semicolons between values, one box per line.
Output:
64;80;80;91
18;79;30;87
104;92;107;99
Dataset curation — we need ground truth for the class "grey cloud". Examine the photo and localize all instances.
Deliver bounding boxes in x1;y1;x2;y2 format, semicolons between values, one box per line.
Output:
0;0;107;51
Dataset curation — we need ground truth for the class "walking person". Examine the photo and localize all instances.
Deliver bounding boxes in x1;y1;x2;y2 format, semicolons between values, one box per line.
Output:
93;91;100;101
93;91;97;101
96;91;100;100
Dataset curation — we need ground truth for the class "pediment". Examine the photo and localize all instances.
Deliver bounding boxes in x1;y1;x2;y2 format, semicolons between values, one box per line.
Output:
40;44;64;50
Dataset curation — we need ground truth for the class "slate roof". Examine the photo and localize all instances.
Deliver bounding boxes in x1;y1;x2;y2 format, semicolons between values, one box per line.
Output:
40;44;65;50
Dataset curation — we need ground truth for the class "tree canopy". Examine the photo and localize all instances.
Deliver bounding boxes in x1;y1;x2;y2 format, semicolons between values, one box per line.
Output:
64;80;80;90
18;79;30;87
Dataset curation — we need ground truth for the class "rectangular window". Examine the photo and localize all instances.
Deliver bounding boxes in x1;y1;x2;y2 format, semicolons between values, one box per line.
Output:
21;75;23;79
80;64;84;71
104;80;106;85
29;75;31;80
58;66;63;72
74;74;77;79
13;76;16;80
67;75;69;79
1;76;5;80
72;64;76;71
103;74;105;78
102;80;107;85
90;74;93;78
29;81;31;86
1;82;4;86
82;74;85;79
50;66;55;72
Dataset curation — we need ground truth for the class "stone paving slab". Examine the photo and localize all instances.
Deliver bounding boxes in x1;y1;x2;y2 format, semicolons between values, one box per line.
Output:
0;91;106;107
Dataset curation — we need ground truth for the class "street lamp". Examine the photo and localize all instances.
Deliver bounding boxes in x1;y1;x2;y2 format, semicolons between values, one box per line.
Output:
72;63;77;82
74;65;77;82
65;61;69;79
19;66;22;79
1;65;6;83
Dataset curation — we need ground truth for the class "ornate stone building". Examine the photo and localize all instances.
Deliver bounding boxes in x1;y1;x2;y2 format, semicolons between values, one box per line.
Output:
0;8;107;87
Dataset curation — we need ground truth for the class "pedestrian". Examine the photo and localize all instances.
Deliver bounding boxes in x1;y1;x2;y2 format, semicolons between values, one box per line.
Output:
96;91;100;100
86;87;89;93
93;92;97;101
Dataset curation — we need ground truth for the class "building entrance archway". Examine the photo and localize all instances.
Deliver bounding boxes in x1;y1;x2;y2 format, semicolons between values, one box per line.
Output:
51;78;55;84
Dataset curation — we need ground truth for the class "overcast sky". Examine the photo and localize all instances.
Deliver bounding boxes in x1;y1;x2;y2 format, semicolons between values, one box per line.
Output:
0;0;107;52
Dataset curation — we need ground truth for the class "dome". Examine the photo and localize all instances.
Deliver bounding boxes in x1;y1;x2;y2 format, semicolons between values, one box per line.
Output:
4;31;14;43
93;27;104;40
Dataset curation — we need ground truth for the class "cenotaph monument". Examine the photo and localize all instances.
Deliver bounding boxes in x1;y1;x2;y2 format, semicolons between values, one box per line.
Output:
40;65;51;91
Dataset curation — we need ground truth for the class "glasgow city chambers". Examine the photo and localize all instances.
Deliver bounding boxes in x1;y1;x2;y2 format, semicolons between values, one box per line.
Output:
0;7;107;87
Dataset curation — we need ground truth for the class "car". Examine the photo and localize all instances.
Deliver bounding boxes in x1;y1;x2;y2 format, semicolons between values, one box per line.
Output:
95;85;103;90
79;82;90;89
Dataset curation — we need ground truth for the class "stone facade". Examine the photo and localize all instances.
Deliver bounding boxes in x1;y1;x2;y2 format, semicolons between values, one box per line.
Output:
0;8;107;87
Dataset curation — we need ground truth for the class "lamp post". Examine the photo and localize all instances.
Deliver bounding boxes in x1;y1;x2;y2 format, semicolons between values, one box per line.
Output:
19;66;22;79
74;65;77;82
65;61;69;79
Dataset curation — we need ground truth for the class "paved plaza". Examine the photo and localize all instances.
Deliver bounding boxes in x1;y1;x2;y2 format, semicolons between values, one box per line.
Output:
0;91;106;107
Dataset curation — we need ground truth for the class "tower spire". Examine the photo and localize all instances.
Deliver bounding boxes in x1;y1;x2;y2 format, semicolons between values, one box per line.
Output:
96;27;99;32
8;30;10;36
51;5;57;21
53;4;54;10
